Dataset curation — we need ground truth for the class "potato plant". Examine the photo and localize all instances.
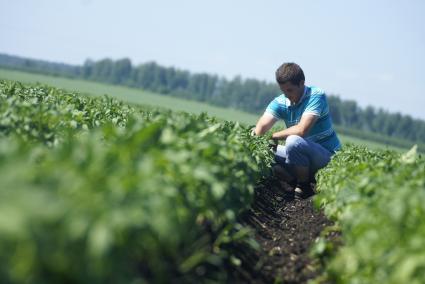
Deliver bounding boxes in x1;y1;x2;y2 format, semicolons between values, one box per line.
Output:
0;80;274;283
314;144;425;284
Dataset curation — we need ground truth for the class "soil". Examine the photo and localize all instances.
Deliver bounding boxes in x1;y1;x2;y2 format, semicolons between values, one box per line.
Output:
232;176;337;284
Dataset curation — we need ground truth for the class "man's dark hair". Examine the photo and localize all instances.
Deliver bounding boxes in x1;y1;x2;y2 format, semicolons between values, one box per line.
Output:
275;63;305;85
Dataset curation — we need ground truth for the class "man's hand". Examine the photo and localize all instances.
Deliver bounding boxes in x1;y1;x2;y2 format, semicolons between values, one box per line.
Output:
268;139;278;152
254;113;278;136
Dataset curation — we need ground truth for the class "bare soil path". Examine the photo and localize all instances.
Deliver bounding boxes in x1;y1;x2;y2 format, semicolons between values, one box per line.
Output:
233;177;335;284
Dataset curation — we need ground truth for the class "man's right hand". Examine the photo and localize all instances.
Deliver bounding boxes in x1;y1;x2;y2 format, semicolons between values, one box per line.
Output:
268;139;278;152
254;113;278;136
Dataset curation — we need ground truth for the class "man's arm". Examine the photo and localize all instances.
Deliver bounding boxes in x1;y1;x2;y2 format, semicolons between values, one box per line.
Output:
254;113;278;135
271;114;318;140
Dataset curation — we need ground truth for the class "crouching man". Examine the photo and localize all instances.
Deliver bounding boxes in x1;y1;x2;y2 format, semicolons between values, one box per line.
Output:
254;62;341;199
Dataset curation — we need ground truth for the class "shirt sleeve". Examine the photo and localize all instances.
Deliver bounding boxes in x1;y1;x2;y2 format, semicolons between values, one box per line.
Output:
303;95;327;117
265;98;284;120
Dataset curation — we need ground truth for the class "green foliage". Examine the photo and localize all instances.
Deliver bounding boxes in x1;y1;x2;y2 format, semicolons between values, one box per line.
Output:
313;144;425;283
0;80;274;283
0;80;134;146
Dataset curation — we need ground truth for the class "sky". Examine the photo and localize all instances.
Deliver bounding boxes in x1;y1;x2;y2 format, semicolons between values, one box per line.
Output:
1;0;424;119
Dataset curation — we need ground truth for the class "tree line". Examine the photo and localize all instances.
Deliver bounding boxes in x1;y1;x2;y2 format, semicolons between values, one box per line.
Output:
1;53;424;145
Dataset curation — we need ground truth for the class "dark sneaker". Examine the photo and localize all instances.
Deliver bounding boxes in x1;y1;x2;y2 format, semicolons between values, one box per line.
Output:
294;183;315;199
274;178;296;200
272;164;295;182
282;187;295;200
288;178;297;188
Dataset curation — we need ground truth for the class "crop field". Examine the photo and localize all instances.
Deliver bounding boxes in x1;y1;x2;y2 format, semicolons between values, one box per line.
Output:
0;68;259;125
1;80;423;283
0;68;407;152
0;80;275;283
314;145;425;283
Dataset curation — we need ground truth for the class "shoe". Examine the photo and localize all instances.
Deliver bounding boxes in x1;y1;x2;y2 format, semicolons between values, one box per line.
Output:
294;183;315;199
283;190;295;200
274;178;296;200
272;164;295;182
288;179;297;188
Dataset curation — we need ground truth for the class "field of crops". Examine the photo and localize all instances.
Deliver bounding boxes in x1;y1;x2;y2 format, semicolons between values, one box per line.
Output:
0;80;276;283
1;79;424;283
0;68;260;126
313;144;425;283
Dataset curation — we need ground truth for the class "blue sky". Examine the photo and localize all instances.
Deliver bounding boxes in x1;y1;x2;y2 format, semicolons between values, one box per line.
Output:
1;0;424;119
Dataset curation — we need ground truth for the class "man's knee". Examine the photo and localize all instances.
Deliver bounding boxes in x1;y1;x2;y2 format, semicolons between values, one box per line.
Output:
285;135;306;154
284;135;310;167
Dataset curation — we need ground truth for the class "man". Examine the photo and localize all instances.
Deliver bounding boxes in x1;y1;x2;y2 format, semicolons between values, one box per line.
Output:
253;62;341;199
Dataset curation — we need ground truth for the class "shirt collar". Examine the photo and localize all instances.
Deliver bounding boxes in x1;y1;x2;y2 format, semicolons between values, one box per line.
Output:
286;85;308;106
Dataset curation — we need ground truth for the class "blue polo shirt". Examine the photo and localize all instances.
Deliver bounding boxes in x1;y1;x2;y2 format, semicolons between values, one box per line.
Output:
265;86;341;153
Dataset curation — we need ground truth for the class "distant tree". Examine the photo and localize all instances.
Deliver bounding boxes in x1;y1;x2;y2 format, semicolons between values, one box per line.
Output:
113;58;132;84
82;59;94;79
91;59;114;82
363;106;376;132
133;62;156;89
328;96;342;125
340;100;359;127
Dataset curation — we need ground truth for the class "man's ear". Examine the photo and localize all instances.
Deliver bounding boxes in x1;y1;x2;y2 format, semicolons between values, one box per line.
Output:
299;80;305;87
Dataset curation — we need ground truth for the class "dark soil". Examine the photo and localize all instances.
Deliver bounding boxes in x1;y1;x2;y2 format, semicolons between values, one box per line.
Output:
232;177;337;284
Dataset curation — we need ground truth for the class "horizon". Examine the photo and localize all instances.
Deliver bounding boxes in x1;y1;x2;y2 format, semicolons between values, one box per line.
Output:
1;51;424;123
1;0;424;119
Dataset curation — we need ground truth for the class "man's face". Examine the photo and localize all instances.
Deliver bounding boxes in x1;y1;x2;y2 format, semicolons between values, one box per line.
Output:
278;81;305;103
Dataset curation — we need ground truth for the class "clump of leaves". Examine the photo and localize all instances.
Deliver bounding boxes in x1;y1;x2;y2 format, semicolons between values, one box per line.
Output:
313;144;425;283
0;80;274;283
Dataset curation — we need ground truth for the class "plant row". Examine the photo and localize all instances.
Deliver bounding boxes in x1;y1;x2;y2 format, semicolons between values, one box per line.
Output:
313;144;425;284
0;80;274;283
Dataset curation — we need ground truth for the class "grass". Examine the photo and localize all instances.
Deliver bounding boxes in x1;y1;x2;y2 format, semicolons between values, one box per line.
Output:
0;68;408;152
338;135;406;152
0;68;258;125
